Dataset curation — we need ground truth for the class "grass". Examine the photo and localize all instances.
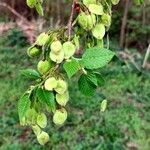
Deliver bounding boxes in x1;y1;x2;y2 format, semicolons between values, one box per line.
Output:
0;30;150;150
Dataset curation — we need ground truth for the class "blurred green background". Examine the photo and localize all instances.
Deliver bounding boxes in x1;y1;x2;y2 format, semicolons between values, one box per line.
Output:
0;0;150;150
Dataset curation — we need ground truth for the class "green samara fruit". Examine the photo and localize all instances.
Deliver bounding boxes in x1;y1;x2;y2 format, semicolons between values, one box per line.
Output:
83;0;96;6
36;32;49;46
101;13;111;27
37;113;47;128
51;40;62;54
27;47;41;58
32;125;42;136
100;99;107;112
26;0;36;8
37;60;51;74
92;23;105;39
63;41;76;59
53;108;67;125
54;79;67;94
88;4;103;15
78;11;96;31
56;91;69;106
44;77;57;91
111;0;120;5
20;117;26;126
37;131;49;145
50;50;64;64
25;108;38;125
78;12;88;29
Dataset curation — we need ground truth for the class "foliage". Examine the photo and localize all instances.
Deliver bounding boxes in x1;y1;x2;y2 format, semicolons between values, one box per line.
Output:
0;39;150;149
16;0;119;145
0;0;148;147
6;29;29;47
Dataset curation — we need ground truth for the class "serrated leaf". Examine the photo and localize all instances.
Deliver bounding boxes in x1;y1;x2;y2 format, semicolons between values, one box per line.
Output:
36;88;55;112
87;72;98;86
100;99;107;112
78;74;96;96
80;48;115;69
18;94;31;120
20;69;40;80
94;72;105;86
63;58;80;79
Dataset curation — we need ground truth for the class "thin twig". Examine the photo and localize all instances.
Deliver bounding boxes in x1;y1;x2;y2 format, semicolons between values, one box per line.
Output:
67;0;76;41
0;2;28;23
0;2;36;43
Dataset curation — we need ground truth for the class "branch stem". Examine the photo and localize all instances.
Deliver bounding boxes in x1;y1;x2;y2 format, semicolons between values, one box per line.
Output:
0;2;28;23
67;0;76;41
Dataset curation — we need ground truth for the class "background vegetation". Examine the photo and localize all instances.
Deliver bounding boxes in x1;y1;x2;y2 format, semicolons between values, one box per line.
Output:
0;0;150;150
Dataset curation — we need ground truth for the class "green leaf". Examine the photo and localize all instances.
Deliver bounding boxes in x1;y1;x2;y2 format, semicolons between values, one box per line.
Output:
18;94;31;120
36;88;55;112
100;99;107;112
20;69;40;80
78;74;97;96
80;48;115;69
94;72;105;86
63;58;80;79
87;72;98;86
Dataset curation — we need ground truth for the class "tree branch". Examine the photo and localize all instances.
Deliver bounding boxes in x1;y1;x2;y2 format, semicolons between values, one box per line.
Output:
119;0;130;49
0;2;36;43
0;2;28;23
67;0;76;41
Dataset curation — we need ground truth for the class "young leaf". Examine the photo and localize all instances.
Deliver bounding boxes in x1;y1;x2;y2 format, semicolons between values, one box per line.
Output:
80;48;115;69
78;74;97;96
36;88;55;112
20;69;40;80
63;58;80;79
35;2;44;16
100;99;107;112
18;94;31;120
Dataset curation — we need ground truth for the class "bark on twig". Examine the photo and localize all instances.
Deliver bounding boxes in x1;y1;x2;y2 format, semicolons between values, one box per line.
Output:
0;2;28;23
67;0;76;41
0;2;36;43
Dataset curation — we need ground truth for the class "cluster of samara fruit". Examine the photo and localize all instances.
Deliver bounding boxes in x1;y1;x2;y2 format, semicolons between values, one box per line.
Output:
19;0;120;145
